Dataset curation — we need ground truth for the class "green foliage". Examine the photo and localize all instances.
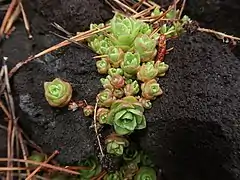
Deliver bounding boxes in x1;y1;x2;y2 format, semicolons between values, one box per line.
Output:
44;78;72;107
103;171;123;180
105;134;129;156
107;96;146;135
78;156;102;180
134;167;157;180
28;151;46;168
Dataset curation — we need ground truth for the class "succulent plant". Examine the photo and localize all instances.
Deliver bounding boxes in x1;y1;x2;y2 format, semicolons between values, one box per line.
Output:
107;96;146;135
134;34;157;62
141;79;163;100
100;77;114;91
97;108;109;124
139;98;152;110
78;156;102;179
139;23;153;35
108;68;124;77
44;78;72;107
83;105;94;117
123;148;141;164
140;152;154;168
154;61;169;76
28;151;46;167
97;89;116;108
105;134;129;156
159;24;176;38
96;58;111;74
87;23;105;42
121;52;141;78
113;89;124;99
109;14;142;51
107;46;124;68
134;167;157;180
89;36;113;55
137;61;158;82
103;171;123;180
109;75;125;89
124;80;140;96
151;7;163;16
166;9;179;19
120;162;139;180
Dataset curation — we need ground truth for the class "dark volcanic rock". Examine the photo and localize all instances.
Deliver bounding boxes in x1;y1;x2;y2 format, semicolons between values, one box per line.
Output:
136;32;240;180
32;0;113;33
10;41;103;164
0;126;7;166
1;0;110;165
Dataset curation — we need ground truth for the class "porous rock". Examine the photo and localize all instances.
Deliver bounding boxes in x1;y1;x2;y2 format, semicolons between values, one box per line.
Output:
1;0;110;164
32;0;113;32
136;32;240;180
11;43;103;164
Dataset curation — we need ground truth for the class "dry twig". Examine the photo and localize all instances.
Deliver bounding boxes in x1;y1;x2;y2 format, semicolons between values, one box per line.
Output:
93;99;104;159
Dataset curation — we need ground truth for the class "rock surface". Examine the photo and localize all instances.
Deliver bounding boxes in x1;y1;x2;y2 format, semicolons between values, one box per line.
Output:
135;32;240;180
1;0;112;165
32;0;113;32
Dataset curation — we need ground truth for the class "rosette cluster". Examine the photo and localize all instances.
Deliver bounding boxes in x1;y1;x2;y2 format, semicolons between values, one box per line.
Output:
88;13;171;136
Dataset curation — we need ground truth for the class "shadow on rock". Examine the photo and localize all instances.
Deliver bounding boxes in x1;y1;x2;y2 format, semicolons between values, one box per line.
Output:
134;32;240;180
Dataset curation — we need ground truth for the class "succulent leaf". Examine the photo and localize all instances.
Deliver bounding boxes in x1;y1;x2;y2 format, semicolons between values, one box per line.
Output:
107;96;146;135
96;58;110;74
28;151;46;167
108;68;124;76
100;77;114;91
83;105;94;117
124;80;140;96
123;148;141;164
121;52;141;77
97;108;110;124
109;75;125;89
134;34;157;62
79;156;102;179
44;78;72;107
89;36;113;55
105;134;129;156
103;171;123;180
139;23;153;35
134;167;157;180
107;47;124;68
139;98;152;110
97;89;116;108
137;61;158;82
141;79;163;100
113;89;124;99
109;13;142;51
154;61;169;76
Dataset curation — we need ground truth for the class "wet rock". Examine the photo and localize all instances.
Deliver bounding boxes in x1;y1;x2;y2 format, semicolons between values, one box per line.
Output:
32;0;113;32
136;32;240;180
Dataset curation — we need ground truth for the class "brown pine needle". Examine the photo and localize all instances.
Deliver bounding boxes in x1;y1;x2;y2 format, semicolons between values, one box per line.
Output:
93;99;104;158
26;150;59;180
93;55;108;59
197;27;240;41
8;26;110;78
112;0;138;14
0;158;80;175
4;3;21;34
0;0;18;36
0;167;30;171
19;2;32;39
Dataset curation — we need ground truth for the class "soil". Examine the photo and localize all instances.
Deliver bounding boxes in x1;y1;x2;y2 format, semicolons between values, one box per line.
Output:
0;0;240;179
